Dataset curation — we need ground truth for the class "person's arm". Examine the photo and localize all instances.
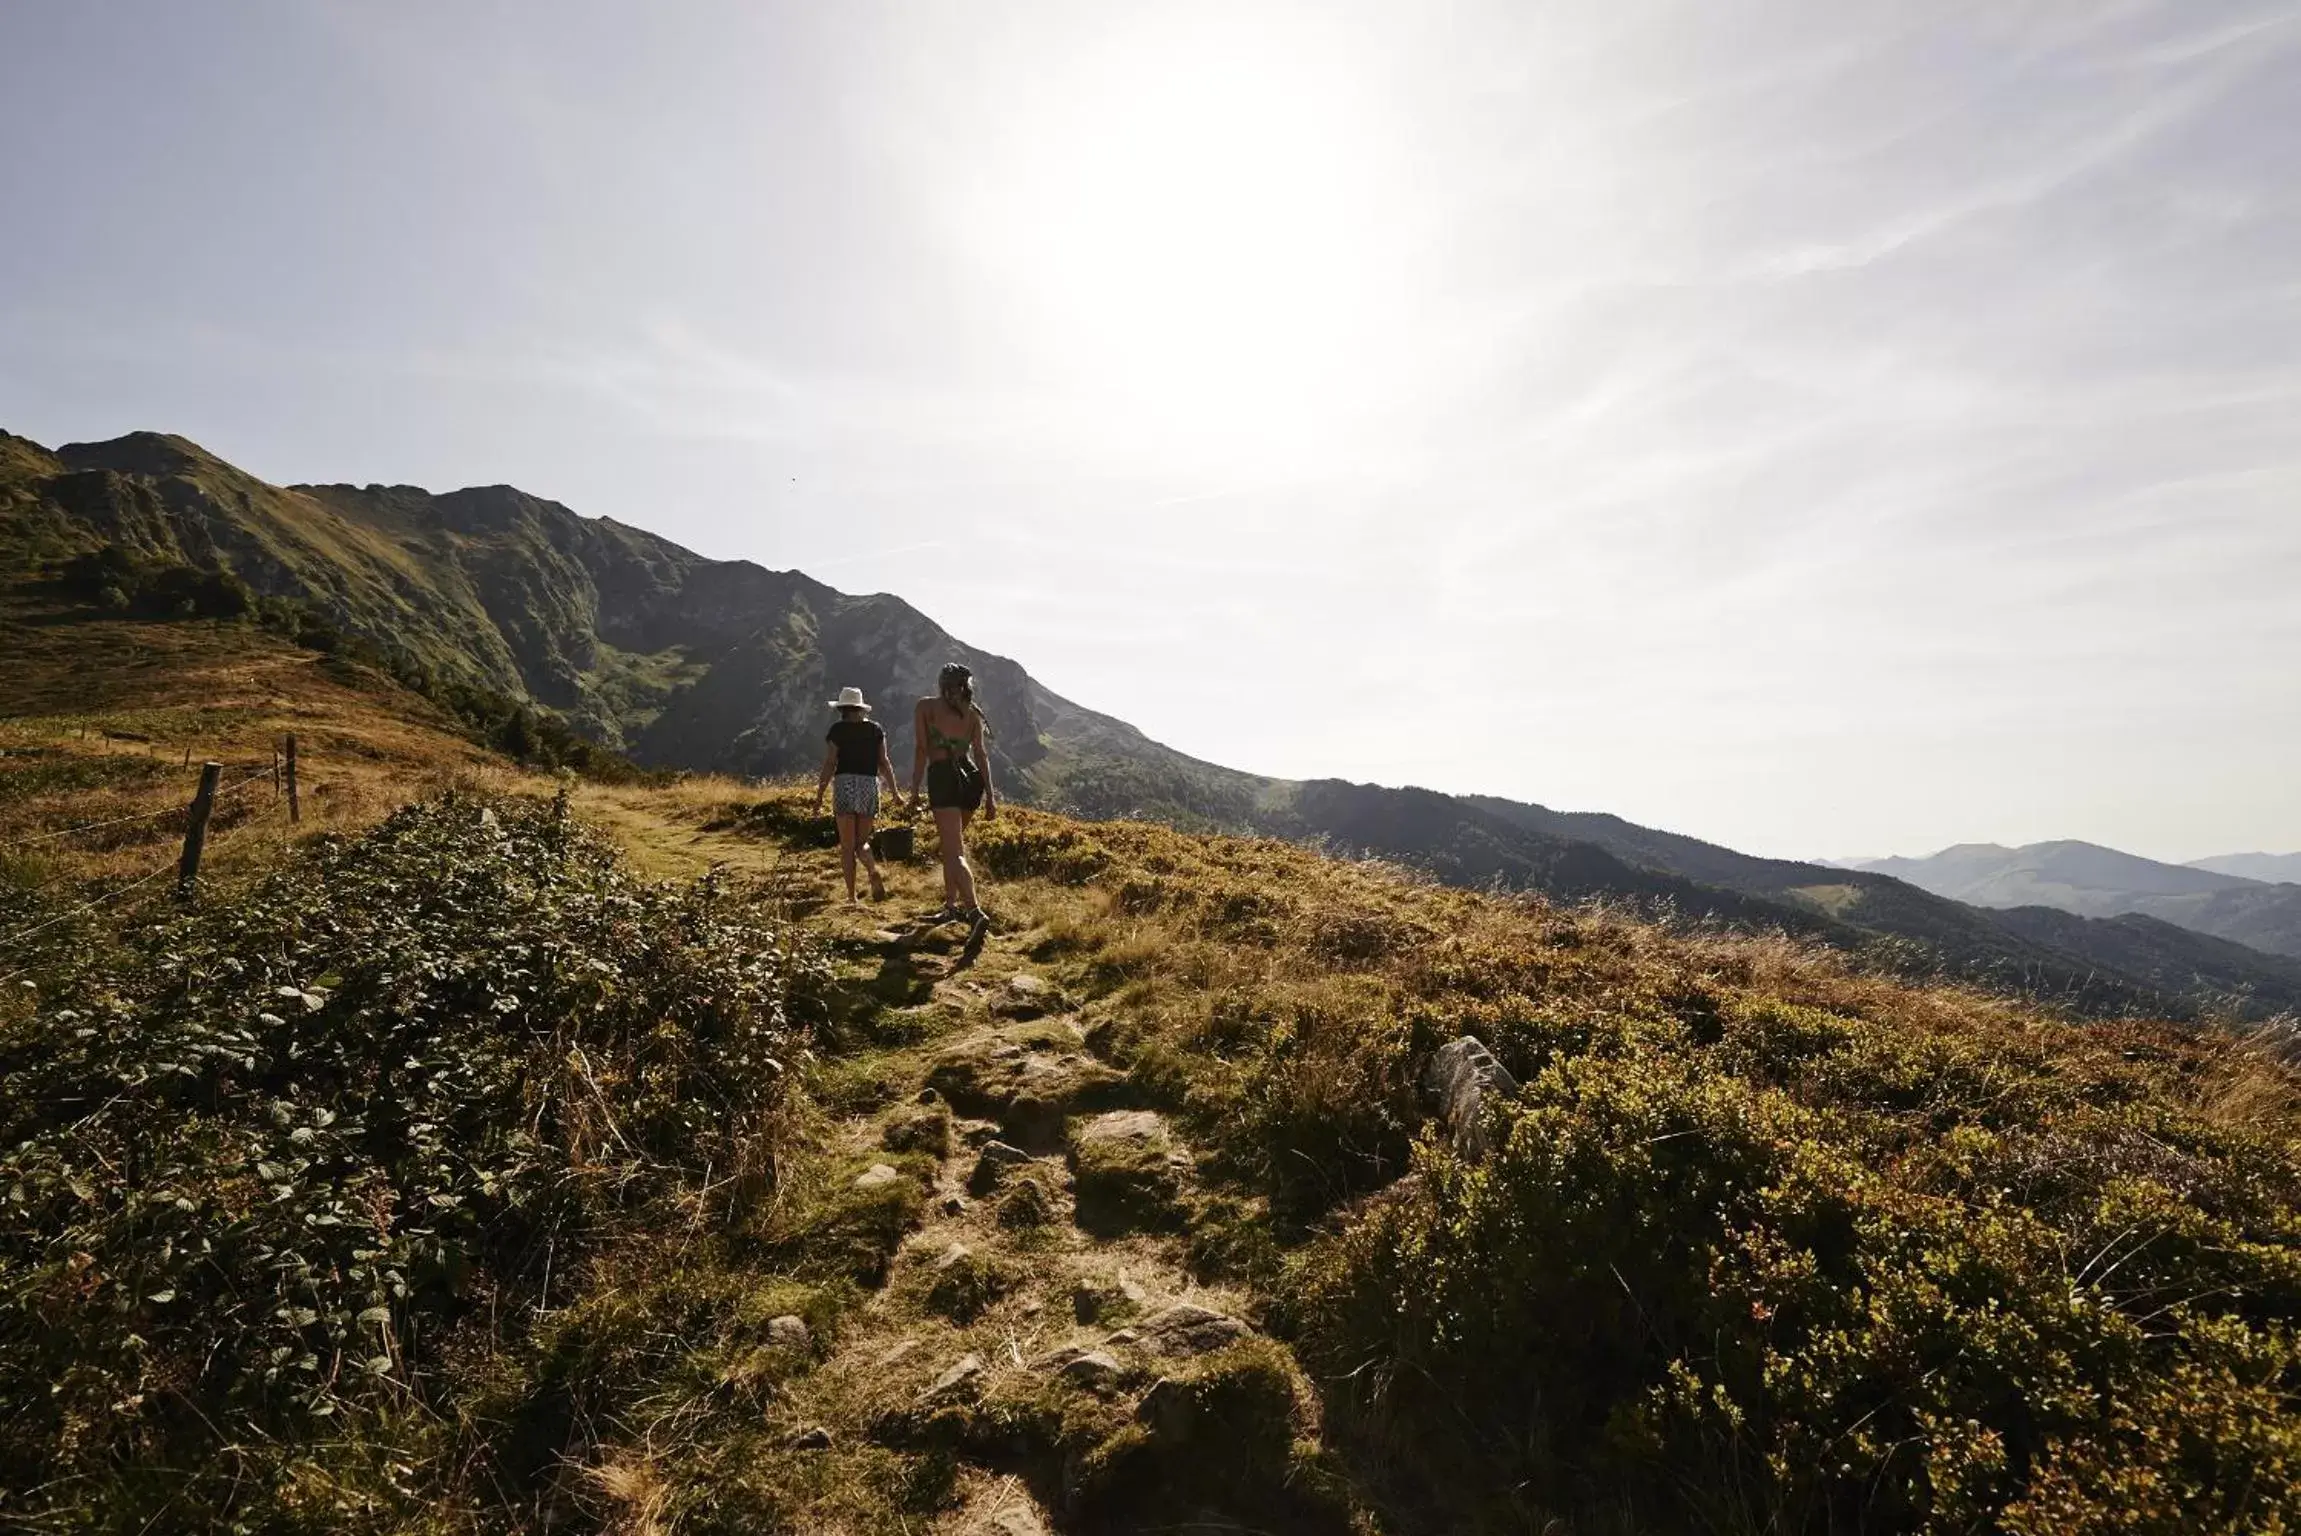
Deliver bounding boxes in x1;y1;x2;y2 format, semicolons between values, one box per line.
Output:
879;732;904;812
971;708;996;817
813;739;837;811
909;700;930;800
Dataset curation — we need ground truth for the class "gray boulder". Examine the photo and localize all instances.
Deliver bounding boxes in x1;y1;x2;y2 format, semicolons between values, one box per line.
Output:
1134;1302;1250;1357
1422;1036;1519;1159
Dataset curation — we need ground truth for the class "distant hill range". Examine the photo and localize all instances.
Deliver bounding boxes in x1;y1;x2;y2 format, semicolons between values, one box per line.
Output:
2188;852;2301;885
8;425;2301;1023
1848;841;2301;963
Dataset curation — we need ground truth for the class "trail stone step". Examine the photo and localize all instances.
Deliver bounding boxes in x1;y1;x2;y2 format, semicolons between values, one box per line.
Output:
1132;1302;1250;1357
968;1139;1036;1193
1070;1110;1190;1232
991;973;1066;1019
922;1351;987;1404
1055;1350;1122;1389
1073;1275;1148;1324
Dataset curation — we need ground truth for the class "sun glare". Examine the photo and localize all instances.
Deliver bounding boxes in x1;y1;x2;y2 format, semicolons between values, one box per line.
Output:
970;17;1401;466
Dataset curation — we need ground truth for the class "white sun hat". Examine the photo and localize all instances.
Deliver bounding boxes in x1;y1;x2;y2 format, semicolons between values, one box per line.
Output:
828;686;872;711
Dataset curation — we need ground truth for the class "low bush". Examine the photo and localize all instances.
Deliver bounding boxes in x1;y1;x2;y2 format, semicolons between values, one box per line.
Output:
0;793;824;1527
1289;1042;2301;1533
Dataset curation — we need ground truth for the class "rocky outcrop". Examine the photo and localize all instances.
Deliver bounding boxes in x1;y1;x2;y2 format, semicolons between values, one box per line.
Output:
1132;1303;1251;1358
1422;1035;1519;1159
928;1030;1127;1145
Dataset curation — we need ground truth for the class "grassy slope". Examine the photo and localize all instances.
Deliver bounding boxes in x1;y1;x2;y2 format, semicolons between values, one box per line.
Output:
4;630;2299;1533
14;428;2301;1026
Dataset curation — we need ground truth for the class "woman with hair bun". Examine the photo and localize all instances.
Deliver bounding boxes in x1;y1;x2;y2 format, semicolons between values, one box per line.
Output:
910;661;995;921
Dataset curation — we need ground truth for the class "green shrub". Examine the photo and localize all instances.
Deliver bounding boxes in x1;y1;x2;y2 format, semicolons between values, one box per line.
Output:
1290;1046;2301;1533
0;794;824;1524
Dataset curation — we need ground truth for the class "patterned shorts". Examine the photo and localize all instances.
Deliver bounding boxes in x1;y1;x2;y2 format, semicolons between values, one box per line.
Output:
832;773;880;817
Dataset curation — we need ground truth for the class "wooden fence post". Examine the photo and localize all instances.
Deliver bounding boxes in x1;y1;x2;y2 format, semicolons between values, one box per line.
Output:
284;733;300;825
179;761;221;892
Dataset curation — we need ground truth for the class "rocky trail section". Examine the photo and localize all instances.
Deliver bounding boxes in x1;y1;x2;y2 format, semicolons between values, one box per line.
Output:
747;849;1361;1535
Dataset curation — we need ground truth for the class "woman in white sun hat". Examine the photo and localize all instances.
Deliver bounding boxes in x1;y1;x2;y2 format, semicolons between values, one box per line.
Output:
814;686;904;902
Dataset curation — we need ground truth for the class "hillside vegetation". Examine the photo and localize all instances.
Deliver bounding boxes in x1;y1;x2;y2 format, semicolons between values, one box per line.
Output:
12;425;2301;1024
3;650;2297;1533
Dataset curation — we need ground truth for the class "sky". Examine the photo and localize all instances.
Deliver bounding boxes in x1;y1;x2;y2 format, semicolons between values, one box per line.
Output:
3;1;2297;863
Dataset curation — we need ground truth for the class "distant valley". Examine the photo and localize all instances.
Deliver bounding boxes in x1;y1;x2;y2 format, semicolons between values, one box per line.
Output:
8;426;2301;1023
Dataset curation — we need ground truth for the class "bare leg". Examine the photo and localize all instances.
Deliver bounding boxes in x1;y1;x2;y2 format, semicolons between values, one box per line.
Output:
856;813;886;899
933;806;978;914
835;813;860;901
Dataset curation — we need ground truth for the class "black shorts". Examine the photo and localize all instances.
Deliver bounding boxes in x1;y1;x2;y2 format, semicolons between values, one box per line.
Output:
927;759;983;812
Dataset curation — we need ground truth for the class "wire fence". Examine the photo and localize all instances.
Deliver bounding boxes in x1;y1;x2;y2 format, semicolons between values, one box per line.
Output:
0;744;305;972
0;763;279;853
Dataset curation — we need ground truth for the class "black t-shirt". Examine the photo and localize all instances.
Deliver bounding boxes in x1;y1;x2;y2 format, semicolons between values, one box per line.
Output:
827;718;884;776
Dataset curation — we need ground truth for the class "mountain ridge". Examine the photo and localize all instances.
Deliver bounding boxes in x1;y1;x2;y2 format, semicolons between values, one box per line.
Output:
2191;852;2301;885
9;425;2301;1021
1851;839;2301;963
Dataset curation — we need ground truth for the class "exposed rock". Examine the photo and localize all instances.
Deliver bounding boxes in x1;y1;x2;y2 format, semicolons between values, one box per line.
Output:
968;1139;1037;1194
921;1352;987;1403
1422;1035;1520;1160
995;1170;1061;1228
1055;1350;1123;1389
991;973;1066;1019
904;920;975;955
1072;1275;1148;1324
941;1194;969;1217
1101;1328;1141;1348
1136;1376;1193;1439
789;1425;833;1450
1077;1108;1166;1141
1069;1110;1190;1232
926;1031;1125;1143
1135;1303;1250;1357
853;1163;900;1189
765;1314;811;1351
982;1507;1053;1536
924;1246;1019;1322
882;1104;952;1157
